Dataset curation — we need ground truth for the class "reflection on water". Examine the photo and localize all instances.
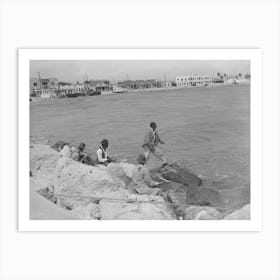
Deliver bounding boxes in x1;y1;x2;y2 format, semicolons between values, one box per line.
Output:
30;85;250;209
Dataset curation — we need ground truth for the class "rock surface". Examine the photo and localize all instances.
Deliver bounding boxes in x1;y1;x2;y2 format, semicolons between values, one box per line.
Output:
30;190;80;220
223;204;250;220
184;206;223;220
29;143;249;220
99;197;176;220
30;144;60;188
159;163;202;187
54;156;177;219
30;144;60;170
186;187;225;208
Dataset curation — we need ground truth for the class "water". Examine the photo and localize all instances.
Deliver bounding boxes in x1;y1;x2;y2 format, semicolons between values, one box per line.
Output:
30;85;250;209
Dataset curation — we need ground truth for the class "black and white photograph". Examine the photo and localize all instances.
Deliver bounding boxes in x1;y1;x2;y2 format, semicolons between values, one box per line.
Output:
2;1;280;280
28;58;251;221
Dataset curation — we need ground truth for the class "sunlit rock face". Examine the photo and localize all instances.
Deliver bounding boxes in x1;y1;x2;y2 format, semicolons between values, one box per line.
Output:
54;156;177;219
223;204;250;220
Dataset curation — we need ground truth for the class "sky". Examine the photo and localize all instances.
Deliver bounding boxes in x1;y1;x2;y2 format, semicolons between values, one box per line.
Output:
30;60;250;83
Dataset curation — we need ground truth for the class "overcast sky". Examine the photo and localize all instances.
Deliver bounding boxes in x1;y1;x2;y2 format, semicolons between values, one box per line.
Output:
30;60;250;82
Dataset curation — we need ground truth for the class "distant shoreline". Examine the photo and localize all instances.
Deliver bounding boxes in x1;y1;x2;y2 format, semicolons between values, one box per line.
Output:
30;82;250;103
126;82;250;93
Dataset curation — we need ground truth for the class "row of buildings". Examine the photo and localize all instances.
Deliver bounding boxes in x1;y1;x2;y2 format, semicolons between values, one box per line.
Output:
30;78;112;97
30;73;250;98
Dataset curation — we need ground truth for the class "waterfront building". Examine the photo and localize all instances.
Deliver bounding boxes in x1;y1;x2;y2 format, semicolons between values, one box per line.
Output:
175;74;213;87
33;89;56;99
225;75;250;85
73;82;84;93
30;77;58;95
84;80;111;92
58;82;75;95
118;79;165;90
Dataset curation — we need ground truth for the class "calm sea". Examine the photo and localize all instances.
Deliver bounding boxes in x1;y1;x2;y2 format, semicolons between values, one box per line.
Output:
30;85;250;208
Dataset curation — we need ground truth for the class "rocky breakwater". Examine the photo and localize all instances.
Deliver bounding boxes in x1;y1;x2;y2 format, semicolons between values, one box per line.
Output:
30;143;250;220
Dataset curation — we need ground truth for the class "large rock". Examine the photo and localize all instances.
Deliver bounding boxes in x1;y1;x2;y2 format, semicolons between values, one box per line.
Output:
99;195;176;220
106;162;134;186
30;190;80;220
157;182;224;212
159;163;202;187
55;157;129;209
30;144;60;187
51;140;69;152
30;144;60;170
185;187;225;208
157;182;188;211
184;206;222;220
223;204;250;220
54;157;177;219
70;203;100;220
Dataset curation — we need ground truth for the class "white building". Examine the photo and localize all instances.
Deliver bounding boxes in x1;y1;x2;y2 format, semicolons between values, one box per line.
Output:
225;76;250;85
176;74;213;87
163;81;172;88
58;82;75;95
73;82;84;93
33;89;56;99
30;77;58;95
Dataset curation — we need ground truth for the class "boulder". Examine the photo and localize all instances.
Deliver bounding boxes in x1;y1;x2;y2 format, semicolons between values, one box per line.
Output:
117;162;136;178
157;182;188;210
106;162;133;186
157;181;224;211
185;187;224;208
159;163;202;187
223;204;250;220
70;203;100;219
99;196;176;220
30;144;60;170
54;157;177;219
30;177;47;192
51;140;69;152
184;206;222;220
30;190;80;220
30;144;60;187
55;157;130;209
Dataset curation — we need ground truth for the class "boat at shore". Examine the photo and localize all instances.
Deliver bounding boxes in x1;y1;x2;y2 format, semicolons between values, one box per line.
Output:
87;90;101;96
78;91;87;97
66;93;79;98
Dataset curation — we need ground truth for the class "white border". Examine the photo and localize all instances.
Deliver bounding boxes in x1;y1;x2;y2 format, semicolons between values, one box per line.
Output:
18;49;262;231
